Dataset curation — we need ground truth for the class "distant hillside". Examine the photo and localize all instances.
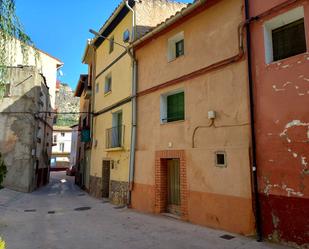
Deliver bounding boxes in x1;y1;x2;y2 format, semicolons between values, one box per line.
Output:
55;83;79;127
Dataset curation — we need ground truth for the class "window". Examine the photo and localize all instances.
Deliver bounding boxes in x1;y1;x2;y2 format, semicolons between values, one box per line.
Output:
106;111;123;148
264;7;307;63
168;32;184;61
104;74;112;94
61;132;65;137
59;143;65;152
175;40;184;58
123;29;130;43
53;135;57;143
215;152;227;168
272;19;306;61
109;36;114;53
161;90;185;123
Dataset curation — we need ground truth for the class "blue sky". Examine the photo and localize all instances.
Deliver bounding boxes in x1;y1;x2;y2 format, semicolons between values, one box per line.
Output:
15;0;191;90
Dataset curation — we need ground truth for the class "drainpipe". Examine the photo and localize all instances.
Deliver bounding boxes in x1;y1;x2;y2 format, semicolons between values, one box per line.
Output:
244;0;263;242
126;0;137;207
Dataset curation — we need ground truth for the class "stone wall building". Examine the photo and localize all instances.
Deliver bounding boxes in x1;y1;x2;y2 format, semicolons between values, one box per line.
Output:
0;66;53;192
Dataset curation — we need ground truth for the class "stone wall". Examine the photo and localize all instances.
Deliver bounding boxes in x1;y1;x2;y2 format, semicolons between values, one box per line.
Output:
110;180;128;206
0;67;51;192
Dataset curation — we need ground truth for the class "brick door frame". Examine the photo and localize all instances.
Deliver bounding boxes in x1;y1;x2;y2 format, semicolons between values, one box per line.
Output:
155;150;188;220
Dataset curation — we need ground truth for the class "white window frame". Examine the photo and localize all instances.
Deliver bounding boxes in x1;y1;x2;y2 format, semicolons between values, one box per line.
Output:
264;6;306;64
215;151;227;168
104;73;112;94
59;143;65;152
167;31;184;62
160;88;184;124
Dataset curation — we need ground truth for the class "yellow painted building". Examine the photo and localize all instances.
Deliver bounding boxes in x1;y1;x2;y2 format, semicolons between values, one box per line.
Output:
85;0;188;205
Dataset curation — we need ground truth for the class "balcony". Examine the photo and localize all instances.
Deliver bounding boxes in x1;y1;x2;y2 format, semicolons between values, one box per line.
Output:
106;125;125;150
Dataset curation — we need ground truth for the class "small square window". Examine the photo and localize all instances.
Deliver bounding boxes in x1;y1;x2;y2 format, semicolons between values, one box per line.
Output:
264;7;307;63
272;18;306;61
109;36;114;53
215;152;227;167
175;40;184;58
61;132;65;137
105;74;112;94
168;32;184;61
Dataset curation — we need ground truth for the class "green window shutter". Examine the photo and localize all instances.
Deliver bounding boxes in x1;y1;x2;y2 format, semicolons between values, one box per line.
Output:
167;92;184;122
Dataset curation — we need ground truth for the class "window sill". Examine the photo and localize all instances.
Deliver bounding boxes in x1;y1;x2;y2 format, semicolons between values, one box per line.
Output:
104;91;112;97
168;54;185;63
161;119;185;125
105;147;124;152
266;51;308;67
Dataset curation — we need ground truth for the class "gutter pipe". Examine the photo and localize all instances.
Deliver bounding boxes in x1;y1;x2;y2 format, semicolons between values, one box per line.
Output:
125;0;137;207
244;0;262;242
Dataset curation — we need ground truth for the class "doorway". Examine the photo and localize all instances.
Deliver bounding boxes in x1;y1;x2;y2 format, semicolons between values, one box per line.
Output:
167;159;181;216
102;160;111;198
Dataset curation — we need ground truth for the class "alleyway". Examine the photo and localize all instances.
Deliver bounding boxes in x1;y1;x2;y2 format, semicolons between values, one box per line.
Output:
0;172;291;249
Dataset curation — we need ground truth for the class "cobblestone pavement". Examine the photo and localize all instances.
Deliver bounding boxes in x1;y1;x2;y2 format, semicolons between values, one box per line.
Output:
0;172;292;249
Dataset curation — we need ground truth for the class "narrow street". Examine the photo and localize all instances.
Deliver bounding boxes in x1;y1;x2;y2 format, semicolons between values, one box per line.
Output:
0;172;291;249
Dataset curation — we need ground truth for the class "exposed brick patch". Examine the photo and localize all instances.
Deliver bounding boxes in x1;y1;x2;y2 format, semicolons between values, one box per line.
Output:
155;150;188;220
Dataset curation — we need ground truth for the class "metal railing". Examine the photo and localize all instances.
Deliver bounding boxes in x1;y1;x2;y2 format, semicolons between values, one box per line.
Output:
106;125;125;149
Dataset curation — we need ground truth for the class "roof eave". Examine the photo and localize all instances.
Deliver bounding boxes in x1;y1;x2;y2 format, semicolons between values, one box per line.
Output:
132;0;208;49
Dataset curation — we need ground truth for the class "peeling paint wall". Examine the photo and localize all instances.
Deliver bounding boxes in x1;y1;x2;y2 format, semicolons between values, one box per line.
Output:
0;67;52;192
250;0;309;247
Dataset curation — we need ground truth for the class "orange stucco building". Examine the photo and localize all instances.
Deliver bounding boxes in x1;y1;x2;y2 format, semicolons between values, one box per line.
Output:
248;0;309;246
131;0;256;235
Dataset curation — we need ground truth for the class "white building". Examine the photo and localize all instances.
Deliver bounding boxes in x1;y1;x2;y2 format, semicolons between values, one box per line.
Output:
70;125;79;168
51;126;72;169
3;38;63;109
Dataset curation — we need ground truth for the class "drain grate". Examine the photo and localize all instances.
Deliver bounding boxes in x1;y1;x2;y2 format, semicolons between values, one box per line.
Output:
220;234;235;240
114;205;126;209
74;207;91;211
48;211;56;214
24;209;36;212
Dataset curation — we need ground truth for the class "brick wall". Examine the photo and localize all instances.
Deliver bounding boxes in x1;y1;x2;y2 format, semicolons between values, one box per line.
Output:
155;150;188;220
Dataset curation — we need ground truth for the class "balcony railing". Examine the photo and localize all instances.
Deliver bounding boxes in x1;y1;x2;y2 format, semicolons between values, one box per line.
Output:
106;125;125;149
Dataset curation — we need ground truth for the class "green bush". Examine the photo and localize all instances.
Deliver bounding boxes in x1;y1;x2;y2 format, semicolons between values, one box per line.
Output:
0;152;7;189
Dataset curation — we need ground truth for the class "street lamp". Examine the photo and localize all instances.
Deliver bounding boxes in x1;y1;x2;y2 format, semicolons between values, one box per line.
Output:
89;29;128;50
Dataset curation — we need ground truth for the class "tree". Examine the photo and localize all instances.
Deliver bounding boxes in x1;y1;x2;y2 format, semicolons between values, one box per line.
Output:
0;0;32;88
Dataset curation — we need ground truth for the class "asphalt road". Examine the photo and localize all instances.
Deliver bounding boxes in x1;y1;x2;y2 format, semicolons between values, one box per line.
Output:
0;172;292;249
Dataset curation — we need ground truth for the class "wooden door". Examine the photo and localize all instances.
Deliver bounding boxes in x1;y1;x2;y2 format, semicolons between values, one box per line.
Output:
167;159;181;216
102;160;111;198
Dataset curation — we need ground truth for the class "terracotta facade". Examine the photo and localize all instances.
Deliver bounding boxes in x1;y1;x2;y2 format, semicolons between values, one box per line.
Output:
131;0;255;235
249;0;309;246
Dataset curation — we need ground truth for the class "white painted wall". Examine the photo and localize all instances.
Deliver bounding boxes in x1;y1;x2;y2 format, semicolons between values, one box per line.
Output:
70;126;79;167
3;38;63;108
52;130;72;154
